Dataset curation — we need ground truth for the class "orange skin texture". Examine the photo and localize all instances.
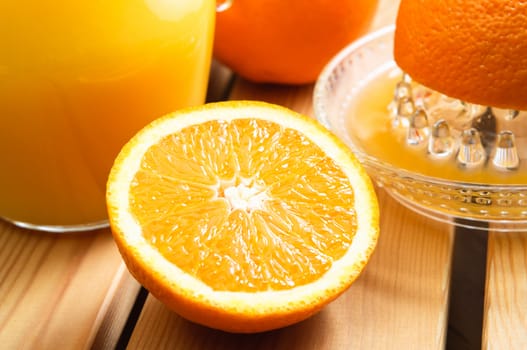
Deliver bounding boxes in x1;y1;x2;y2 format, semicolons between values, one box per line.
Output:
214;0;379;84
394;0;527;110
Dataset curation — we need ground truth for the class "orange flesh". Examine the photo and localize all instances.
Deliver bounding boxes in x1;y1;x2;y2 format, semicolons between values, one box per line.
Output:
129;119;357;292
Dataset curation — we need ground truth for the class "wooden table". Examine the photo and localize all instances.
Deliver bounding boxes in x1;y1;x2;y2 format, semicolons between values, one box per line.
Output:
1;1;526;349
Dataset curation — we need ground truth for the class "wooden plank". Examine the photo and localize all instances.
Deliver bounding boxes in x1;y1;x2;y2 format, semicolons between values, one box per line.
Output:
90;266;141;350
0;222;139;349
483;231;527;349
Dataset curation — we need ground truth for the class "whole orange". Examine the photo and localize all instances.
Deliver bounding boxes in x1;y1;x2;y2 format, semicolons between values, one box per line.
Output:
214;0;379;85
394;0;527;110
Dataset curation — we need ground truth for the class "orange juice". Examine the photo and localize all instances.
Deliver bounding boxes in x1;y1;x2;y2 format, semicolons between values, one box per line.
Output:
0;0;216;230
348;66;527;185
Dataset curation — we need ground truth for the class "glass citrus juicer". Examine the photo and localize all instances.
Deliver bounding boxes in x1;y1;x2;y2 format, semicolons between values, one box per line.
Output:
0;0;233;232
314;26;527;232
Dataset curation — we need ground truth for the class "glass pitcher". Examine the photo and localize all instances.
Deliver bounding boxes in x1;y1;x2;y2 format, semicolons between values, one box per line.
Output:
0;0;227;232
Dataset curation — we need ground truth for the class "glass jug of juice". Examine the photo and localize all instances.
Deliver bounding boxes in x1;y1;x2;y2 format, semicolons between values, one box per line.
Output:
0;0;219;232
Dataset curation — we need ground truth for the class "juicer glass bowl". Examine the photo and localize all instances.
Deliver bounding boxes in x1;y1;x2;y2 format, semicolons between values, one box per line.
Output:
314;26;527;232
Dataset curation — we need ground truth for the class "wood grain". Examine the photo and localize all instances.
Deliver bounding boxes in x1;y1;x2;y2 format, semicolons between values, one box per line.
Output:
0;221;139;349
90;266;141;350
483;231;527;349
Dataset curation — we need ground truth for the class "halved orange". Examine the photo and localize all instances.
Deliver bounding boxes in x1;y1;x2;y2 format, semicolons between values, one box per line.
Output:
106;101;379;333
394;0;527;110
